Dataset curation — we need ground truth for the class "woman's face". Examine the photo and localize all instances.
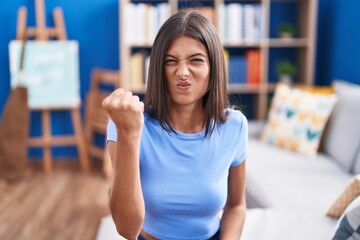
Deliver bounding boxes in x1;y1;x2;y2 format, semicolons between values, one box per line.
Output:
164;35;210;109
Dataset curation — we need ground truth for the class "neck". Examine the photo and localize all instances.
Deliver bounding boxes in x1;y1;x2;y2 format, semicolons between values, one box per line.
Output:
168;104;205;134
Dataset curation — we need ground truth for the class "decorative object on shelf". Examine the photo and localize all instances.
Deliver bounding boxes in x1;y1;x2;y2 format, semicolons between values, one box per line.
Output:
278;22;295;39
276;59;297;84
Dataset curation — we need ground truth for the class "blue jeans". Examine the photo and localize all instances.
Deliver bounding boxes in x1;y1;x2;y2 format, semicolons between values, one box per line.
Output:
138;229;220;240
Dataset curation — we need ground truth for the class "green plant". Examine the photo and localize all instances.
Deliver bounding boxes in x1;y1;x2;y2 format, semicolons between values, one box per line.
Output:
276;60;297;76
278;22;295;36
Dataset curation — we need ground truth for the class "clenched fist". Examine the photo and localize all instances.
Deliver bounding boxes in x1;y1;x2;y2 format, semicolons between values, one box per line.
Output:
102;88;144;138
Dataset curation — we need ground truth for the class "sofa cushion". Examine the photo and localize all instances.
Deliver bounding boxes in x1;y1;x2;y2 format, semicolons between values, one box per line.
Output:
242;208;337;240
329;196;360;240
261;83;337;156
322;80;360;173
327;175;360;218
246;139;353;212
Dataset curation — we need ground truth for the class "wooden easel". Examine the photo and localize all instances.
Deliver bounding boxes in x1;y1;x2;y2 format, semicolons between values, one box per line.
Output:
16;0;90;174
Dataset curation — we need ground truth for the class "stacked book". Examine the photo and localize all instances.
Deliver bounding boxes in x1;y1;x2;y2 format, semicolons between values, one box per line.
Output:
224;50;261;85
129;51;150;90
217;3;263;44
125;3;171;45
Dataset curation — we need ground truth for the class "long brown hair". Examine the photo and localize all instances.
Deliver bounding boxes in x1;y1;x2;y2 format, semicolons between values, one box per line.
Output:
145;10;229;137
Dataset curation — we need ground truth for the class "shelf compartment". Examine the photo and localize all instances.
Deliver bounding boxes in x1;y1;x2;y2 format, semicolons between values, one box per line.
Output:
268;38;308;47
227;84;267;94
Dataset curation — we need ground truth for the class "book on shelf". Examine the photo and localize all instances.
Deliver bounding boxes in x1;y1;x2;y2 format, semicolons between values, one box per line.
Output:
243;4;263;41
145;5;156;44
226;3;243;44
218;3;263;44
245;50;260;85
125;2;171;45
224;49;229;79
124;3;146;45
217;3;226;41
144;55;150;85
224;50;260;86
228;54;247;84
129;51;147;90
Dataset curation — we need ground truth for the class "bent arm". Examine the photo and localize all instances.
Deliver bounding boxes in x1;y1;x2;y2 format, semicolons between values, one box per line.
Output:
220;162;247;240
108;138;144;240
103;88;145;240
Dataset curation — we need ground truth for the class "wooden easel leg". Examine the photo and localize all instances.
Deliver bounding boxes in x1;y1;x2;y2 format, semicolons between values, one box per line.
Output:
71;108;90;173
53;8;67;40
35;0;48;40
42;110;52;174
16;7;27;40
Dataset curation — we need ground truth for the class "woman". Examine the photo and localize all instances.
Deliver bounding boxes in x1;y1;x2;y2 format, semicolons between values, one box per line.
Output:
103;10;248;240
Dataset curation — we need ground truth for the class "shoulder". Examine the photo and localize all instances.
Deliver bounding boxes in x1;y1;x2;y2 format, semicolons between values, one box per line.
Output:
216;108;248;137
225;108;248;128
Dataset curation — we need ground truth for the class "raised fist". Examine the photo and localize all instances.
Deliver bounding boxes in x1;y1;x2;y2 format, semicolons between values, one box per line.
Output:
102;88;144;138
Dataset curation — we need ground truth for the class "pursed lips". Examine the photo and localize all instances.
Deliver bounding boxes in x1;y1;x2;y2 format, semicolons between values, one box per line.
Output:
176;82;191;87
176;82;191;91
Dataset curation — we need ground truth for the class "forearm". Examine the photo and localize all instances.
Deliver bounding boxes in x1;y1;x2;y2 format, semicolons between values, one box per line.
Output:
109;135;144;239
220;204;246;240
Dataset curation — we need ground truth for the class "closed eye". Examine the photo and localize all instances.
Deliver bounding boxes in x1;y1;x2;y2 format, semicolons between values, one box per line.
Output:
191;58;205;62
165;59;177;65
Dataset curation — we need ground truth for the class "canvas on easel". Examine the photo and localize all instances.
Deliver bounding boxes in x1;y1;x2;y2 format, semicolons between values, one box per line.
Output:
9;0;90;174
9;40;80;109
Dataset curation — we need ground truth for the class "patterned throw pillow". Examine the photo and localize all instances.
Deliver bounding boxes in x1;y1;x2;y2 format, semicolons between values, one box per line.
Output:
327;175;360;218
329;195;360;240
261;84;337;156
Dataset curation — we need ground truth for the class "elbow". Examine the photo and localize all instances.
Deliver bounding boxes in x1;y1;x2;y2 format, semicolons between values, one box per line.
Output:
109;201;144;239
115;226;142;240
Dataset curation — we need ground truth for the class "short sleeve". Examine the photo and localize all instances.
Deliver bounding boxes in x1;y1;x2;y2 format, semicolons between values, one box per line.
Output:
231;112;248;167
106;119;117;142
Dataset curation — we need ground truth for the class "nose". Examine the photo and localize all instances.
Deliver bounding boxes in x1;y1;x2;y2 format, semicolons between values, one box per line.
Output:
177;63;190;80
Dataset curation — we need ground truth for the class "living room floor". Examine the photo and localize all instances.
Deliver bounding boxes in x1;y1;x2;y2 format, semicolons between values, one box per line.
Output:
0;160;111;240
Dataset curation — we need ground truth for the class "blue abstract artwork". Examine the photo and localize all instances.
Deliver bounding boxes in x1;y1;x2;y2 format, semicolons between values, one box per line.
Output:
9;40;80;109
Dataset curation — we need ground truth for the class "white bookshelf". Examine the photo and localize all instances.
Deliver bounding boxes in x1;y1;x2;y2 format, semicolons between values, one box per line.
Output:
119;0;318;119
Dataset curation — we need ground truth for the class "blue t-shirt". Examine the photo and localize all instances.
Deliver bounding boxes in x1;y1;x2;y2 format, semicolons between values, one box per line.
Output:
106;109;248;240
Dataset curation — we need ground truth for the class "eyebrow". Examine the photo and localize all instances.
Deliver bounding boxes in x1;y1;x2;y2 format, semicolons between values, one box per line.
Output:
165;53;208;58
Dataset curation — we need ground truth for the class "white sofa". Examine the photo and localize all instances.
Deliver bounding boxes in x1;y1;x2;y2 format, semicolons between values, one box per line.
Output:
242;80;360;240
96;80;360;240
